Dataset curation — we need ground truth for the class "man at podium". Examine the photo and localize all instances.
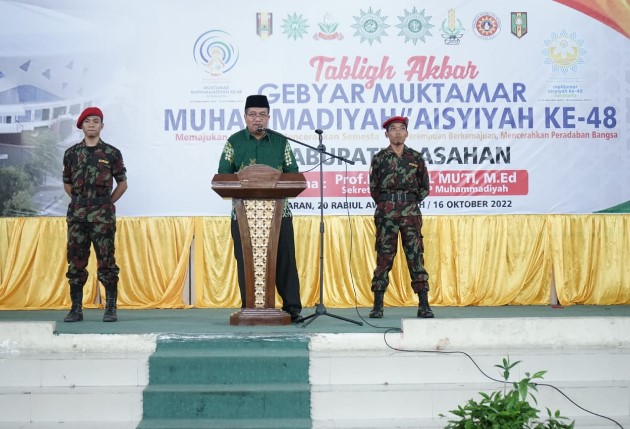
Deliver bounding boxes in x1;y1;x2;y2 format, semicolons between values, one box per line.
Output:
217;94;304;323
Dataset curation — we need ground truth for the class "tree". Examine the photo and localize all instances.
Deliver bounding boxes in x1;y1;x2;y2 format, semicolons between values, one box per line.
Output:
21;128;62;186
0;166;34;216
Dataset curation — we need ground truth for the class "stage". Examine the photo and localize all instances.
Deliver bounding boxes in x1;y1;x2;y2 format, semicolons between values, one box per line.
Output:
2;304;630;335
1;306;629;429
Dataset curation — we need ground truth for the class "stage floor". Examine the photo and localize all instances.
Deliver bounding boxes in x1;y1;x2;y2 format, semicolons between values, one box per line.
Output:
1;306;630;429
1;305;629;336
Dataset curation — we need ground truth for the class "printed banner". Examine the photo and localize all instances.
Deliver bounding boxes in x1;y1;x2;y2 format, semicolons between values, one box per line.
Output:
0;0;629;216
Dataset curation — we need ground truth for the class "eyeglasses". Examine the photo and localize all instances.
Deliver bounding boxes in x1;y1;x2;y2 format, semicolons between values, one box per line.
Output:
246;112;269;119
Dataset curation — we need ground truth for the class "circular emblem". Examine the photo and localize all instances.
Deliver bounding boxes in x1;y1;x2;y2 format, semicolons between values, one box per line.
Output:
193;30;239;76
542;29;586;74
396;7;434;45
282;12;309;40
473;12;501;39
352;7;390;45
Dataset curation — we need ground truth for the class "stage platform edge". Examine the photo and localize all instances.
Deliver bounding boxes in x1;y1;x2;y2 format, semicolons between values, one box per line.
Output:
1;316;629;429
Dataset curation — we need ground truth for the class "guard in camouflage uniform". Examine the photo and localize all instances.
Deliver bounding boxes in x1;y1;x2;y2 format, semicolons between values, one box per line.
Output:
62;107;128;322
368;115;433;319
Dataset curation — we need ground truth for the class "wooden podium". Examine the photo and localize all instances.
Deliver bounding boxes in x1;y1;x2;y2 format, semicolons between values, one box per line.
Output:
211;164;307;326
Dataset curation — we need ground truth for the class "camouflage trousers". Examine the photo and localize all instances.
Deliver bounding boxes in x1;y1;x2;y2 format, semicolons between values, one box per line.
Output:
371;214;429;293
66;221;119;291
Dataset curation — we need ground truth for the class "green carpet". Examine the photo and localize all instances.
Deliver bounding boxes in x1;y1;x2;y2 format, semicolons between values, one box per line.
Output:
138;335;311;429
1;305;629;335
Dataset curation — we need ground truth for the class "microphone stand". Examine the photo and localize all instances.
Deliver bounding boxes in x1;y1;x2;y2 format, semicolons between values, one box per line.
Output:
263;127;362;328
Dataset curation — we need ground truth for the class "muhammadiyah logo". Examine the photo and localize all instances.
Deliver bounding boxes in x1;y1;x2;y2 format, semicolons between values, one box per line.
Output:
396;7;434;45
193;30;239;76
352;7;390;45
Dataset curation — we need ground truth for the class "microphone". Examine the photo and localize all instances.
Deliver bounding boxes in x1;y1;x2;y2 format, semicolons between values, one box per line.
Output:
315;129;323;135
258;127;282;137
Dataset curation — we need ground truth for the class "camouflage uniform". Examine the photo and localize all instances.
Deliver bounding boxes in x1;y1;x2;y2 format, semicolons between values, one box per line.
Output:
62;139;127;311
369;145;430;294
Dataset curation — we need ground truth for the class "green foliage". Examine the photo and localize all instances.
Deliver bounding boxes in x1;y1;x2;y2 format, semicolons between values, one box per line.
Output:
3;190;39;216
441;357;574;429
21;128;62;185
0;166;35;216
0;128;62;216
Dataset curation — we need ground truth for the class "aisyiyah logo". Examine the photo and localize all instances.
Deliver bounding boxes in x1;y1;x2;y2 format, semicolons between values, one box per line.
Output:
542;29;586;74
193;30;239;76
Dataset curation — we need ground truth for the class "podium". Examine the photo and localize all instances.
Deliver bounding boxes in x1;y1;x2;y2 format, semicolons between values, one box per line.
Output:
211;164;307;326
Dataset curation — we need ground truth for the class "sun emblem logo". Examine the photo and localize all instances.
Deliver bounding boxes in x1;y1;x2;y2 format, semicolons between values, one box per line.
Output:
396;7;434;45
352;7;390;45
193;30;239;76
472;12;501;40
282;12;309;40
542;29;587;74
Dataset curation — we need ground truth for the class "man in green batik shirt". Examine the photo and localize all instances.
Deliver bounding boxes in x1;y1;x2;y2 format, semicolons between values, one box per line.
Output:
217;94;303;323
368;115;434;319
62;107;128;323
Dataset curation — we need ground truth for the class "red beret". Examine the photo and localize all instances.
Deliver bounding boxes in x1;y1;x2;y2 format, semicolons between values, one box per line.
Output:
76;107;103;129
382;116;408;130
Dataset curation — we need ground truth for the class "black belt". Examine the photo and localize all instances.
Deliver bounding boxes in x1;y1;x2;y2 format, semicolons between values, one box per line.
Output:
71;196;111;204
380;192;417;202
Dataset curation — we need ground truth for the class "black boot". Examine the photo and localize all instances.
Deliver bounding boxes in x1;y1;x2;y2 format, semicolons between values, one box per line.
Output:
417;289;434;318
103;288;118;322
369;291;385;318
63;287;83;322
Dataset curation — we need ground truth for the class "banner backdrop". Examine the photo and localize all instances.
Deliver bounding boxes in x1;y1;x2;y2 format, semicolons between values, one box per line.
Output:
1;0;629;216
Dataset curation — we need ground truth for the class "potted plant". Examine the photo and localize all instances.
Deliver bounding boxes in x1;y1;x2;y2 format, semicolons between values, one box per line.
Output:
441;356;575;428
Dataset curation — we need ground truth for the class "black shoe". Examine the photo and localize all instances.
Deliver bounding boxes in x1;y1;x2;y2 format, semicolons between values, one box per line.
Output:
290;312;304;324
63;307;83;322
417;307;434;318
369;307;384;318
103;309;117;322
103;289;118;322
417;289;434;318
369;291;385;318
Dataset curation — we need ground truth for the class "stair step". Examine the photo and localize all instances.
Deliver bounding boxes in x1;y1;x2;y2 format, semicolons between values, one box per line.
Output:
142;336;312;423
155;335;310;352
0;386;144;422
137;417;312;429
142;383;310;419
312;415;630;429
0;351;149;388
144;383;310;393
0;423;140;429
148;349;308;385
